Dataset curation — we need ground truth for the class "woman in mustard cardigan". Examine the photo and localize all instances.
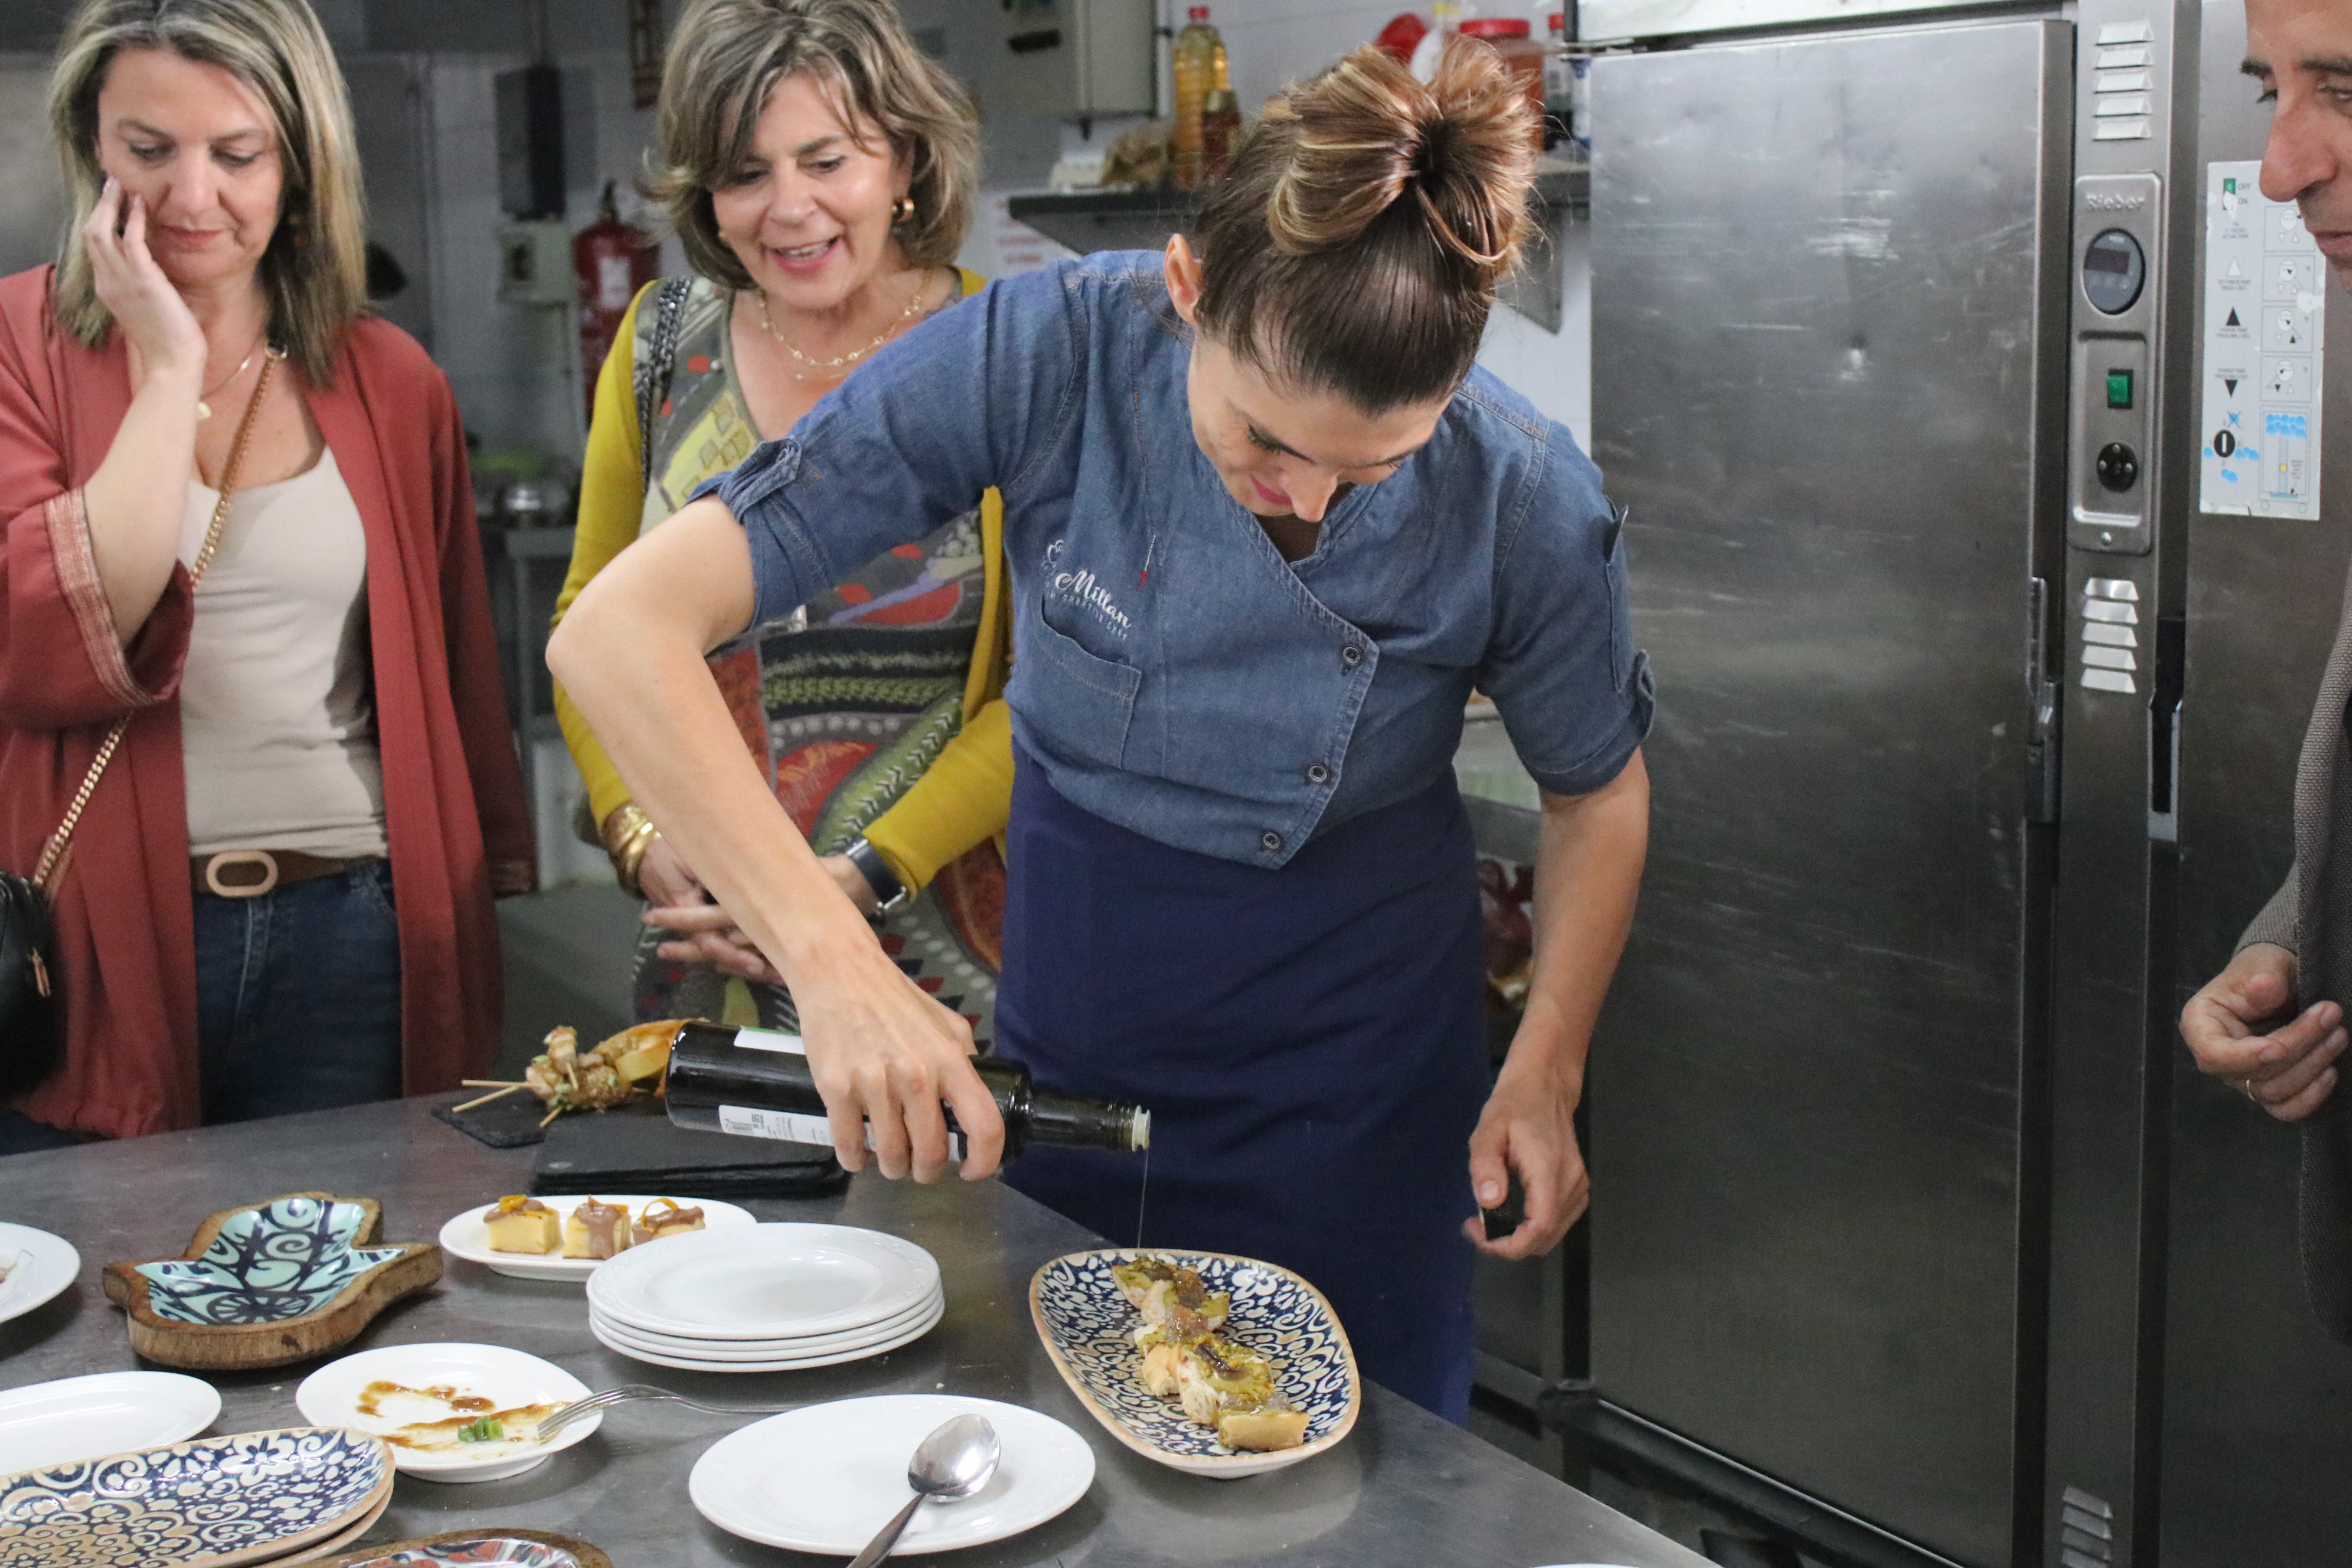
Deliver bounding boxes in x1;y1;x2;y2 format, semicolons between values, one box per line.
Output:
552;0;1009;1037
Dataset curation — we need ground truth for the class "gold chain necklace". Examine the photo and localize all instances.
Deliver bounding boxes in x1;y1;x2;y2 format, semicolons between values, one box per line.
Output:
754;272;930;383
194;332;269;422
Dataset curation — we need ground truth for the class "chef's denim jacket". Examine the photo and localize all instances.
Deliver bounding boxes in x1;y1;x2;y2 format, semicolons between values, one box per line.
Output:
702;253;1653;870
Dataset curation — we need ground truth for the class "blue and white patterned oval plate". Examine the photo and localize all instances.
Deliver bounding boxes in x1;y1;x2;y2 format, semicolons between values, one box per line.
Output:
1028;1249;1360;1478
133;1197;408;1325
0;1425;391;1568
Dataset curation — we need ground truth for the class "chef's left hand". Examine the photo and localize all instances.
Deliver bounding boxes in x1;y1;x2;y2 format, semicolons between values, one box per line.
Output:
1464;1037;1587;1260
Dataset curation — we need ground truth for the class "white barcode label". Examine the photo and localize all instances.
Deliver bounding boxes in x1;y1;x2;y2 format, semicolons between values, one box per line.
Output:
714;1104;965;1161
734;1028;806;1054
718;1104;833;1144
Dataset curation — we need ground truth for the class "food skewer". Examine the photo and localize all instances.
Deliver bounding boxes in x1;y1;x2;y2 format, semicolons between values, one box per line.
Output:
450;1083;530;1113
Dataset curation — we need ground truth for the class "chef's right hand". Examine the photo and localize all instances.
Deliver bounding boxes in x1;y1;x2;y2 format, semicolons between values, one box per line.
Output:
792;930;1005;1185
2181;942;2346;1121
81;178;204;390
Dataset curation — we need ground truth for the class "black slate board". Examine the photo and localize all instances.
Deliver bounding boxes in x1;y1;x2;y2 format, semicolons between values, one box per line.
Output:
433;1092;552;1148
530;1096;845;1198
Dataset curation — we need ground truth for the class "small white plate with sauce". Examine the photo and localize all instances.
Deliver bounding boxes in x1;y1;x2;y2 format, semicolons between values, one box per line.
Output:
437;1194;756;1282
0;1222;80;1327
296;1342;596;1482
0;1371;220;1472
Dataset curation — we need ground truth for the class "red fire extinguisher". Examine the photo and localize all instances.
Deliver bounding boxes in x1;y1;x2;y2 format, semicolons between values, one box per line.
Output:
575;181;659;417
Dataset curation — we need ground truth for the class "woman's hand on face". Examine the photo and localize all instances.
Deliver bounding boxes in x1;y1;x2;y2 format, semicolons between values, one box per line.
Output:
792;934;1005;1185
81;179;205;390
1464;1044;1589;1261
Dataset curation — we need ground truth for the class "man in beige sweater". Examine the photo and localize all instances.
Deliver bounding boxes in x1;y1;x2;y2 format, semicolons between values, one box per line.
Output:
2181;0;2352;1334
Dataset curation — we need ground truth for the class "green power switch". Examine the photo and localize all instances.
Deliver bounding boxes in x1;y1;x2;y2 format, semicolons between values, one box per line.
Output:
2106;369;2134;409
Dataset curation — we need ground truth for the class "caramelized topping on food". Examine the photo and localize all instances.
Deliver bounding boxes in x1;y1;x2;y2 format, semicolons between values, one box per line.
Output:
564;1198;632;1260
632;1198;707;1246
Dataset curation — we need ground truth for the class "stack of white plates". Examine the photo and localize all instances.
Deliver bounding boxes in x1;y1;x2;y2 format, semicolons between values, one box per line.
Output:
585;1223;943;1373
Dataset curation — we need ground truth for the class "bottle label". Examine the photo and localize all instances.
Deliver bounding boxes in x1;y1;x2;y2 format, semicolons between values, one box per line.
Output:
716;1103;966;1162
734;1028;805;1054
717;1103;832;1144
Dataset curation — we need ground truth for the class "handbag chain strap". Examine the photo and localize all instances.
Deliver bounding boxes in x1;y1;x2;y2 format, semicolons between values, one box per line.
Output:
31;348;282;890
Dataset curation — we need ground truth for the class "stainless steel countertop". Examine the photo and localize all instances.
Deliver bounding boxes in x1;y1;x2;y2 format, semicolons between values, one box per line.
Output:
0;1096;1710;1567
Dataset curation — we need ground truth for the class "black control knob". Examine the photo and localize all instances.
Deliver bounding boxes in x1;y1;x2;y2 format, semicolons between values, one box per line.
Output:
2095;442;2139;492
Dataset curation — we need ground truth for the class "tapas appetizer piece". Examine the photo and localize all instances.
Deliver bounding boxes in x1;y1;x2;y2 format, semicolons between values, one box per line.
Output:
562;1199;633;1260
100;1194;440;1371
1030;1248;1360;1478
482;1196;560;1255
632;1198;705;1244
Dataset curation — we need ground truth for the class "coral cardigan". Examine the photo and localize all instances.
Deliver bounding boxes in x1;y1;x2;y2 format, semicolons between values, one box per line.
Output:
0;266;534;1140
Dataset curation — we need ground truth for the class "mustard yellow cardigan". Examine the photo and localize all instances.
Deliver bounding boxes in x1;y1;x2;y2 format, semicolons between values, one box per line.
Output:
551;275;1014;893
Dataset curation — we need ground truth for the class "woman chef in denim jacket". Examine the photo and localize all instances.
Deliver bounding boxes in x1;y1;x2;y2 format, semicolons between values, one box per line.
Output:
552;40;1652;1420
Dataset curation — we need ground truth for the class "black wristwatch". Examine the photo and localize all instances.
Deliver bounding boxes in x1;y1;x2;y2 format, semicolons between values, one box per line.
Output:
843;837;910;917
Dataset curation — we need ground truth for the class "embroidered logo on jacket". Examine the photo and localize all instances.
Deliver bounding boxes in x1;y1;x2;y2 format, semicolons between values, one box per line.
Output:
1043;539;1134;638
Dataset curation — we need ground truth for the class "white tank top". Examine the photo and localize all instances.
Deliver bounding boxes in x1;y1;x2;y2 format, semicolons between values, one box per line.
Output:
179;447;390;860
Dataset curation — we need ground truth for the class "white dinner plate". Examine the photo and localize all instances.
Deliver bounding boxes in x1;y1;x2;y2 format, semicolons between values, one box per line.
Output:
589;1281;942;1354
690;1394;1094;1554
295;1341;597;1482
0;1222;80;1328
587;1223;939;1341
436;1194;757;1282
0;1371;220;1473
592;1295;945;1373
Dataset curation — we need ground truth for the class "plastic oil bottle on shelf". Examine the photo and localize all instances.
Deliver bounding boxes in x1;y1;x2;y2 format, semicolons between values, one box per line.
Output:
1172;5;1229;190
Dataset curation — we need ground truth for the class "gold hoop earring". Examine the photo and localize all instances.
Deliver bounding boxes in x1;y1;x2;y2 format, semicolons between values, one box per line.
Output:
892;195;916;226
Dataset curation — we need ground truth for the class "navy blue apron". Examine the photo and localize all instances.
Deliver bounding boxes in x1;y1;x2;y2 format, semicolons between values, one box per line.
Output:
994;743;1490;1420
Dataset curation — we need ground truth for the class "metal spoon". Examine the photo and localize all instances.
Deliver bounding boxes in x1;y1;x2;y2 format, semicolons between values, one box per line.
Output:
845;1413;1001;1568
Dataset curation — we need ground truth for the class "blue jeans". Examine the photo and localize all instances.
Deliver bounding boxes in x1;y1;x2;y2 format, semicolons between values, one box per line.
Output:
197;860;403;1125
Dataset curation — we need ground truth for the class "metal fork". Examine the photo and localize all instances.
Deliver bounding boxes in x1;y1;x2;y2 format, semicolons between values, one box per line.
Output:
533;1384;796;1443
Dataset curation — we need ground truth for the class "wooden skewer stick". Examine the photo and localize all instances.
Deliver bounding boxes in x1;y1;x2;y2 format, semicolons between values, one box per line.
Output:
540;1103;567;1129
452;1083;531;1114
460;1079;527;1088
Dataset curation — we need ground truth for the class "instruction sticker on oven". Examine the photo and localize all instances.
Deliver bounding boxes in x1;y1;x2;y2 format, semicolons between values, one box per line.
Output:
2204;161;2325;518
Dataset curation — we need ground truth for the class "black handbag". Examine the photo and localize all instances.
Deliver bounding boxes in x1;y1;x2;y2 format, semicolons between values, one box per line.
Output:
0;717;122;1095
0;352;276;1095
0;865;61;1093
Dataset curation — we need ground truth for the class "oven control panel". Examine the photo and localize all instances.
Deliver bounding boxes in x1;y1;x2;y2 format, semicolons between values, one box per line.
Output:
2072;174;2164;554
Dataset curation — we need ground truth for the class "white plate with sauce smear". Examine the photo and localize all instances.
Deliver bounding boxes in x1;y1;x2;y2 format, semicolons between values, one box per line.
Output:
0;1371;220;1472
437;1194;756;1282
295;1342;596;1482
0;1222;80;1327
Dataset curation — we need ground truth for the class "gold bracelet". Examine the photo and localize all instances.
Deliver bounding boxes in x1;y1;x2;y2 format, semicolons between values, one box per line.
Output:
599;803;659;899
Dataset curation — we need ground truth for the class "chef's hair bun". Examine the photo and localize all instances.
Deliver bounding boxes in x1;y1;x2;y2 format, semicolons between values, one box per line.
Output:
1192;40;1537;410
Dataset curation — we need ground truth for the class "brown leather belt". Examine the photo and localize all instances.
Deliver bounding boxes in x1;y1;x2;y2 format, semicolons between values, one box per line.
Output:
194;850;377;899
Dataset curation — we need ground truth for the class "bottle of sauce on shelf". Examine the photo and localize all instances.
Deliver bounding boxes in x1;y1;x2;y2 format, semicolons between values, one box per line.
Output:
1541;12;1573;151
1200;87;1240;182
1459;17;1546;131
663;1021;1152;1159
1172;5;1230;191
